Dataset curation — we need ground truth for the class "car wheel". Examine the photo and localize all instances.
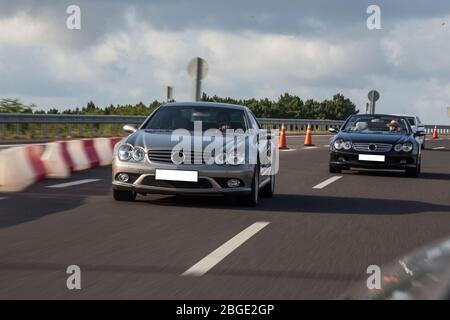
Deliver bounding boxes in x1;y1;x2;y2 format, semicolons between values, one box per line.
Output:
113;189;136;201
421;142;425;150
261;174;275;198
329;164;342;173
240;166;259;206
405;164;420;178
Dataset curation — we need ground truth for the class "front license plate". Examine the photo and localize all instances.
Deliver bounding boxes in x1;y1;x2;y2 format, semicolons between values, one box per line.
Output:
358;154;385;162
155;169;198;182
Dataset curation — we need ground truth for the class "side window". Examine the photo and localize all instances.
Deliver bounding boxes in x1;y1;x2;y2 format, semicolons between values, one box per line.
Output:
247;111;260;129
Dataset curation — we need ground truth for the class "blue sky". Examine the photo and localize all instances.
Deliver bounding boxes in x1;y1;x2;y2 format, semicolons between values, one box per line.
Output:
0;0;449;123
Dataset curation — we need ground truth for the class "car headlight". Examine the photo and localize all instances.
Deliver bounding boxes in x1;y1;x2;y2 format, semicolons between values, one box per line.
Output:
394;144;403;152
334;139;344;150
132;147;145;162
402;142;413;152
118;144;133;161
343;141;352;150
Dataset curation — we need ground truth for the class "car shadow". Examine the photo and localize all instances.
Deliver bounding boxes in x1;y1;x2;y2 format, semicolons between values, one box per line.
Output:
137;193;450;215
0;166;111;229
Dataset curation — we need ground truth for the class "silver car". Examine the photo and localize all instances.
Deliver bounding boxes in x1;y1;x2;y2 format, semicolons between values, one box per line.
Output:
112;102;277;206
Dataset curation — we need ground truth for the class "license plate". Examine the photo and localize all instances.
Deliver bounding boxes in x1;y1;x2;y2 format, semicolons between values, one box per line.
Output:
358;154;385;162
155;169;198;182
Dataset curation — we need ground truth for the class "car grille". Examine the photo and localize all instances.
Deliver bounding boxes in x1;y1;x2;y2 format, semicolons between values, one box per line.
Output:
352;143;392;152
141;176;212;189
148;149;212;164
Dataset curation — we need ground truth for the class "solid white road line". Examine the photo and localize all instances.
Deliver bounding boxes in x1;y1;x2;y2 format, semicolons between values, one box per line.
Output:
46;179;101;188
323;145;330;147
182;222;270;277
313;176;343;189
303;146;318;149
432;147;445;150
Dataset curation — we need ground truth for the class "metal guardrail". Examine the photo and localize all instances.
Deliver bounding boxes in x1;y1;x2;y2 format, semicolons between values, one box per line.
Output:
0;113;449;138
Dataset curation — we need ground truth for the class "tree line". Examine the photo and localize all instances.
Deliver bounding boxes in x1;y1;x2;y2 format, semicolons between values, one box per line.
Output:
0;93;358;120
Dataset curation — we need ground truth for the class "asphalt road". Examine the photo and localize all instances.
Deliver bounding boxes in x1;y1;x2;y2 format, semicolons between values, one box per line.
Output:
1;135;450;299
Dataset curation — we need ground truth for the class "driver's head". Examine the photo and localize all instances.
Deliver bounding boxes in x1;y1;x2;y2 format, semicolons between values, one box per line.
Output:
388;120;400;131
217;111;231;129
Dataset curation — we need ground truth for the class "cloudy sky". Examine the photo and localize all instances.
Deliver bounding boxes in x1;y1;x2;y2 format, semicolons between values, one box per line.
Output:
0;0;449;123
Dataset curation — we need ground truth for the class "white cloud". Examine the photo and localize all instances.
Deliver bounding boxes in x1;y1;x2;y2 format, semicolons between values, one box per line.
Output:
0;8;449;124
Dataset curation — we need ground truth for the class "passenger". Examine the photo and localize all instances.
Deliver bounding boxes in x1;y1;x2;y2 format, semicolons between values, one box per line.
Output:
217;111;231;131
387;120;401;133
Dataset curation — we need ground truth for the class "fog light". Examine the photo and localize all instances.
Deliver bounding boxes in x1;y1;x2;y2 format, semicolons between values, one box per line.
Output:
227;179;241;188
117;173;130;183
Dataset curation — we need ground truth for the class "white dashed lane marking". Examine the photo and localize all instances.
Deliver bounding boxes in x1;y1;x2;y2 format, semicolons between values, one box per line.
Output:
182;222;270;277
0;197;7;200
313;176;343;189
432;147;445;150
46;179;102;188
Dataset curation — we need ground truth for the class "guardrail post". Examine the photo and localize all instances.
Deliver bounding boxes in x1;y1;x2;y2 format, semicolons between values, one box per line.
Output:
0;123;5;138
89;123;94;137
15;123;21;138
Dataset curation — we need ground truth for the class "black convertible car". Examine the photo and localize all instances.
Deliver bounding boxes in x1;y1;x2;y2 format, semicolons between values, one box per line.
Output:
329;114;425;177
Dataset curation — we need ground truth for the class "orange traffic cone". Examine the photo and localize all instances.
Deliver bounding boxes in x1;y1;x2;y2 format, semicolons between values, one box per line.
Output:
278;124;288;149
304;123;314;146
433;126;438;139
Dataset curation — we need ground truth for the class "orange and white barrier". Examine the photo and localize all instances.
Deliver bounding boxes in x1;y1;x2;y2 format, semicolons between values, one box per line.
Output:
41;141;73;178
0;145;46;192
1;137;122;192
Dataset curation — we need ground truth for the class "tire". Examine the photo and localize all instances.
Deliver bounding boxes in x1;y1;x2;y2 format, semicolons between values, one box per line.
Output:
240;166;260;207
113;189;136;201
405;164;420;178
421;142;425;150
329;164;342;173
261;174;275;198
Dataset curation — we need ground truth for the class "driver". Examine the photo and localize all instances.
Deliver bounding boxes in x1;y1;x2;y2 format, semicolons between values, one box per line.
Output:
387;120;401;132
217;111;231;131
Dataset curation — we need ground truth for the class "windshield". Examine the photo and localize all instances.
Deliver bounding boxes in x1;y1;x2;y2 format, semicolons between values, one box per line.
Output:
342;115;410;134
406;117;416;126
143;106;248;132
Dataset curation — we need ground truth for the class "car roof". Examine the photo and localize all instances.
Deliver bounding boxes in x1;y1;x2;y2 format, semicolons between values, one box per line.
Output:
391;114;418;118
159;101;248;111
352;113;412;119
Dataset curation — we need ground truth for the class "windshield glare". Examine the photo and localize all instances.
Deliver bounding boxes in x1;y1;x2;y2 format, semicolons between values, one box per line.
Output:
342;116;410;134
144;106;248;132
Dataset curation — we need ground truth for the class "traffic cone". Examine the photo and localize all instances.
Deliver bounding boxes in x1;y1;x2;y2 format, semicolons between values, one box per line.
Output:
304;123;314;146
433;126;438;139
278;124;288;149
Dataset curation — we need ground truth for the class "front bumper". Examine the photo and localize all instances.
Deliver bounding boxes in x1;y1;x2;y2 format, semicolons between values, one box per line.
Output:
330;150;419;169
112;158;254;195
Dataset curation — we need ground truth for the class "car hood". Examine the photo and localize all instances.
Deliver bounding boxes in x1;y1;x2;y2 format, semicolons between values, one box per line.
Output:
124;130;250;150
336;132;410;144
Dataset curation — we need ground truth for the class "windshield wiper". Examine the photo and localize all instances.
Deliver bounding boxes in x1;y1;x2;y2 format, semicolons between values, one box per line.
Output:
144;128;172;132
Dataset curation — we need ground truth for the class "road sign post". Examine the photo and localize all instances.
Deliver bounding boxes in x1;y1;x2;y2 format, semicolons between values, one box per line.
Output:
367;90;380;114
166;86;174;102
188;57;209;101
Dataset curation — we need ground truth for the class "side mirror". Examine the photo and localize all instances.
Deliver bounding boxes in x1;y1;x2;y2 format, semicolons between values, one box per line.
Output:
414;130;426;137
329;128;338;134
122;124;137;134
